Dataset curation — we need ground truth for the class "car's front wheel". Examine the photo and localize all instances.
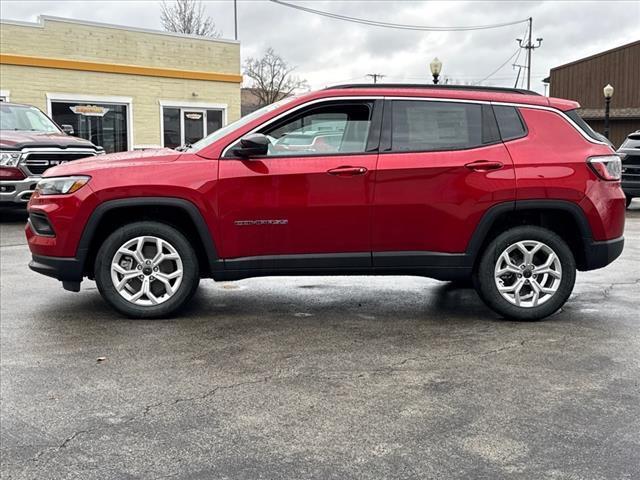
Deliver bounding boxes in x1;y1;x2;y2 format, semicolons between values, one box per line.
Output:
95;221;199;318
473;226;576;321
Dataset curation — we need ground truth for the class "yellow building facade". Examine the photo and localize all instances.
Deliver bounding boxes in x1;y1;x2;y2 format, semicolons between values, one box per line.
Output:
0;16;241;152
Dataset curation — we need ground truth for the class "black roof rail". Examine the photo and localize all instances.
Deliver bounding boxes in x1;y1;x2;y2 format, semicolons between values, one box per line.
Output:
324;83;541;96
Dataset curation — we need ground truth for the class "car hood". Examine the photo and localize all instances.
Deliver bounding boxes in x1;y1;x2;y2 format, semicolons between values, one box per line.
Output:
44;148;181;176
0;130;98;150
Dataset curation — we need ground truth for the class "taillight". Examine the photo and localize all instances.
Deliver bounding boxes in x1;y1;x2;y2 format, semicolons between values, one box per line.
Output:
0;167;26;181
587;155;621;181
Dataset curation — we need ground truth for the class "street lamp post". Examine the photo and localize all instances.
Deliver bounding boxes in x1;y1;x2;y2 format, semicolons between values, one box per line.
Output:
430;57;442;85
603;83;614;139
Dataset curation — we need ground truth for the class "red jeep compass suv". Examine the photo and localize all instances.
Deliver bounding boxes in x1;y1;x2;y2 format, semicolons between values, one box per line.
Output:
26;85;625;320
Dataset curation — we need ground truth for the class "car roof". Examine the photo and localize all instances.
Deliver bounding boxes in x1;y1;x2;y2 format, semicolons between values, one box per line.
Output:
316;83;579;111
327;83;541;96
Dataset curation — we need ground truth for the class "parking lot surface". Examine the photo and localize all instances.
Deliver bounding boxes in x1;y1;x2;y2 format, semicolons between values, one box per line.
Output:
1;205;639;480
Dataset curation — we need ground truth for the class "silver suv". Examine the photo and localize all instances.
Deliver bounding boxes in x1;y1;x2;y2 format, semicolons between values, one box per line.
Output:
618;130;640;208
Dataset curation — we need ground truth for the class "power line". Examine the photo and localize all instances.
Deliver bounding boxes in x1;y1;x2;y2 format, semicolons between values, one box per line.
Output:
474;48;521;85
269;0;528;31
511;23;528;87
326;75;368;85
473;22;530;86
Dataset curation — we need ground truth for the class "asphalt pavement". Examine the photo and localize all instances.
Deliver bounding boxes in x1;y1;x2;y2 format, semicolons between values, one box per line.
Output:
1;204;639;479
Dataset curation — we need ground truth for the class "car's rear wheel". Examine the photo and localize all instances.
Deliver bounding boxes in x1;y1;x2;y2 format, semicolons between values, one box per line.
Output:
95;221;199;318
626;196;633;208
473;226;576;321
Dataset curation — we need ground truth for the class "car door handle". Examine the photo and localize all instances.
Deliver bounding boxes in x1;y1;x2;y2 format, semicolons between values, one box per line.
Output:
464;160;504;172
327;166;368;176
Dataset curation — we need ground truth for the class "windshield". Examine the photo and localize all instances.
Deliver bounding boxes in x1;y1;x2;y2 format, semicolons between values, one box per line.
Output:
188;96;299;152
0;104;60;133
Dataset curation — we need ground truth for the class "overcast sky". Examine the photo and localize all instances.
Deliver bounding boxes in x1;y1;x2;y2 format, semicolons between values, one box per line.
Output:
1;0;638;93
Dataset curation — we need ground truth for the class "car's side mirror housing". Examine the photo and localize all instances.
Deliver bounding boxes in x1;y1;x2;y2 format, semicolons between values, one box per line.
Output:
60;124;75;136
232;133;269;158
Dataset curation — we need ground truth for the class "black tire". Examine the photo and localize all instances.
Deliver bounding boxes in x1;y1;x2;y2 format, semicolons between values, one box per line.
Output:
473;226;576;321
626;196;633;208
95;221;200;318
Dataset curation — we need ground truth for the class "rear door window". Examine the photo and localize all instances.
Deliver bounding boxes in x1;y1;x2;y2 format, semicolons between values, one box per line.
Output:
390;101;487;152
493;105;527;141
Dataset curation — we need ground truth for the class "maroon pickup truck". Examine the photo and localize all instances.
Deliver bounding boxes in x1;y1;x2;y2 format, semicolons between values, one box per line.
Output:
0;102;103;207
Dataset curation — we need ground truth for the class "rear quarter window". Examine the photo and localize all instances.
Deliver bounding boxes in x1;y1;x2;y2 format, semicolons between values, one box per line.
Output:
493;105;527;141
565;109;607;143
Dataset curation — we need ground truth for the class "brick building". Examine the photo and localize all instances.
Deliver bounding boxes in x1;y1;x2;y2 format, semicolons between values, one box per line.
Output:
0;16;241;152
547;41;640;148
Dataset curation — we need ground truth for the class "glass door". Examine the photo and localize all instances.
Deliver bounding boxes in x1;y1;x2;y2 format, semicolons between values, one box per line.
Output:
162;107;224;149
183;110;205;145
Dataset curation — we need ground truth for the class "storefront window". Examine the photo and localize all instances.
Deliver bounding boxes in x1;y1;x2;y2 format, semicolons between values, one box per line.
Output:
206;110;223;136
163;108;181;149
162;106;224;148
51;101;128;153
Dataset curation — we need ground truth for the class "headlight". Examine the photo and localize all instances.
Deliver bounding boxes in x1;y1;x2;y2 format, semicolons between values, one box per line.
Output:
35;176;91;195
0;151;22;167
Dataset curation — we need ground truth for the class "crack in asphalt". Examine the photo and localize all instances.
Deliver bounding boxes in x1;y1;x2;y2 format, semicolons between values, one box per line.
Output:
391;340;527;368
27;376;273;465
601;278;640;299
59;429;92;449
142;376;273;416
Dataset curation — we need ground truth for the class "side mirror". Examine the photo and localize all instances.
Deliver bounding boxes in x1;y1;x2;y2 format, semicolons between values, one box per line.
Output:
232;133;269;158
60;124;75;136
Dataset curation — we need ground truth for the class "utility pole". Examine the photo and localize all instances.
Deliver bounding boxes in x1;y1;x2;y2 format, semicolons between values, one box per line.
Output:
517;17;542;90
366;73;385;84
233;0;238;40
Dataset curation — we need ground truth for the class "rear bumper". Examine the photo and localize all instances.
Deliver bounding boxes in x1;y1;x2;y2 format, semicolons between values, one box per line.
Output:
581;236;624;271
29;254;84;291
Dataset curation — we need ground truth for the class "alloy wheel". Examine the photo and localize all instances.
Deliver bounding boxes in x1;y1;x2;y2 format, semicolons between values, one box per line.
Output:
110;236;183;306
494;240;562;308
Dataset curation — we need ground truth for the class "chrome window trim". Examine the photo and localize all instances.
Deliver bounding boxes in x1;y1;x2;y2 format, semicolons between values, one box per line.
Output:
492;101;609;146
220;96;384;157
221;94;608;157
387;96;609;146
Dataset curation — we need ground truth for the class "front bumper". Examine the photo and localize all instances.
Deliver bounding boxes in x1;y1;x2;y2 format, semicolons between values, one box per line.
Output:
581;236;624;271
0;177;40;206
29;254;84;292
621;177;640;198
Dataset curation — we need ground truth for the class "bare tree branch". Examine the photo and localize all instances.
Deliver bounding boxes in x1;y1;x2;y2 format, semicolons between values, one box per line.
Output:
160;0;220;38
243;48;309;106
